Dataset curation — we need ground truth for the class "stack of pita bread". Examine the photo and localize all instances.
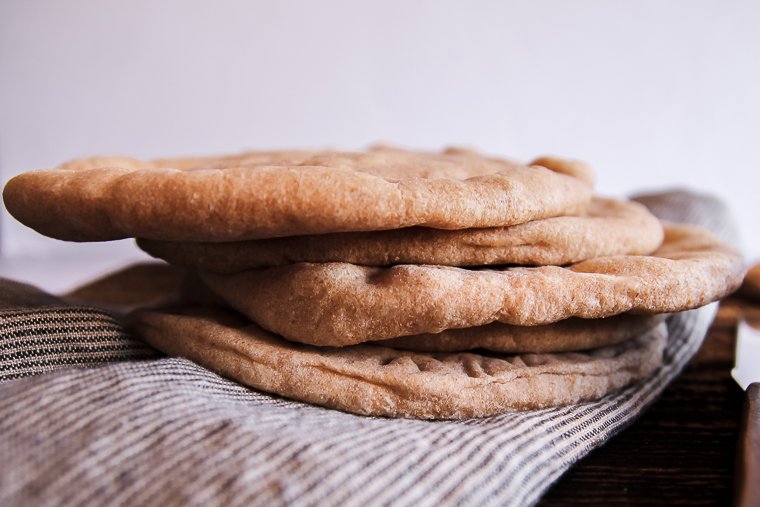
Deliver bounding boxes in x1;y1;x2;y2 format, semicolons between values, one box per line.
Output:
3;146;745;419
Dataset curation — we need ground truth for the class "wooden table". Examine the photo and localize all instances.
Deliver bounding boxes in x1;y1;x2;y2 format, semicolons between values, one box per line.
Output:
540;295;760;506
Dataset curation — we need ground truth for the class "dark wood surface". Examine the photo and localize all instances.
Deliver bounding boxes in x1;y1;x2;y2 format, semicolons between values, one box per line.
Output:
736;383;760;507
540;296;760;506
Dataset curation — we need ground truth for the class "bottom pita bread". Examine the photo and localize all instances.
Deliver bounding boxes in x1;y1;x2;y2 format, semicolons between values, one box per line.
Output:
129;307;667;419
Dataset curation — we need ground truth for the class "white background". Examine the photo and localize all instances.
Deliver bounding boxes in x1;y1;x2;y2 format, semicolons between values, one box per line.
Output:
1;0;758;292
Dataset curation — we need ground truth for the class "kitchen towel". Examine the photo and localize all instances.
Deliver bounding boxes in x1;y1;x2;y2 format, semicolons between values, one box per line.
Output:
0;190;737;506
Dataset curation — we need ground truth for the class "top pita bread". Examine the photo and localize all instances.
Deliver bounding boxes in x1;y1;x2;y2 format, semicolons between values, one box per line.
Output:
200;223;745;346
3;147;594;242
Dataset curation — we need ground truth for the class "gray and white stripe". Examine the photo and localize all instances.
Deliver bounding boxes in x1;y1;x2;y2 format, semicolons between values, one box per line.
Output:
0;307;715;507
0;306;157;381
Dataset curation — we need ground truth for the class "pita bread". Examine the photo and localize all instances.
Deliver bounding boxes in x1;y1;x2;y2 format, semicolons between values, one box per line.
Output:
137;197;662;271
128;306;667;419
65;263;186;313
201;223;744;346
2;147;593;242
380;314;665;353
177;273;662;353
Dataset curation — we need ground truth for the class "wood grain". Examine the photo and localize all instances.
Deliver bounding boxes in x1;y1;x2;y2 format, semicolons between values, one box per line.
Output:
539;296;757;506
736;383;760;507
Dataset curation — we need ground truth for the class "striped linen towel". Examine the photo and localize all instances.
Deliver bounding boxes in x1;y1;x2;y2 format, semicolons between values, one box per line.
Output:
0;190;738;506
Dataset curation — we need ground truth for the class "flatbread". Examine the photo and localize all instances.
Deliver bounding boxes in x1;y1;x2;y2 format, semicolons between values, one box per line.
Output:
65;263;186;314
201;223;744;346
379;314;665;353
128;306;667;419
176;273;662;353
740;263;760;301
137;197;662;271
2;147;594;242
